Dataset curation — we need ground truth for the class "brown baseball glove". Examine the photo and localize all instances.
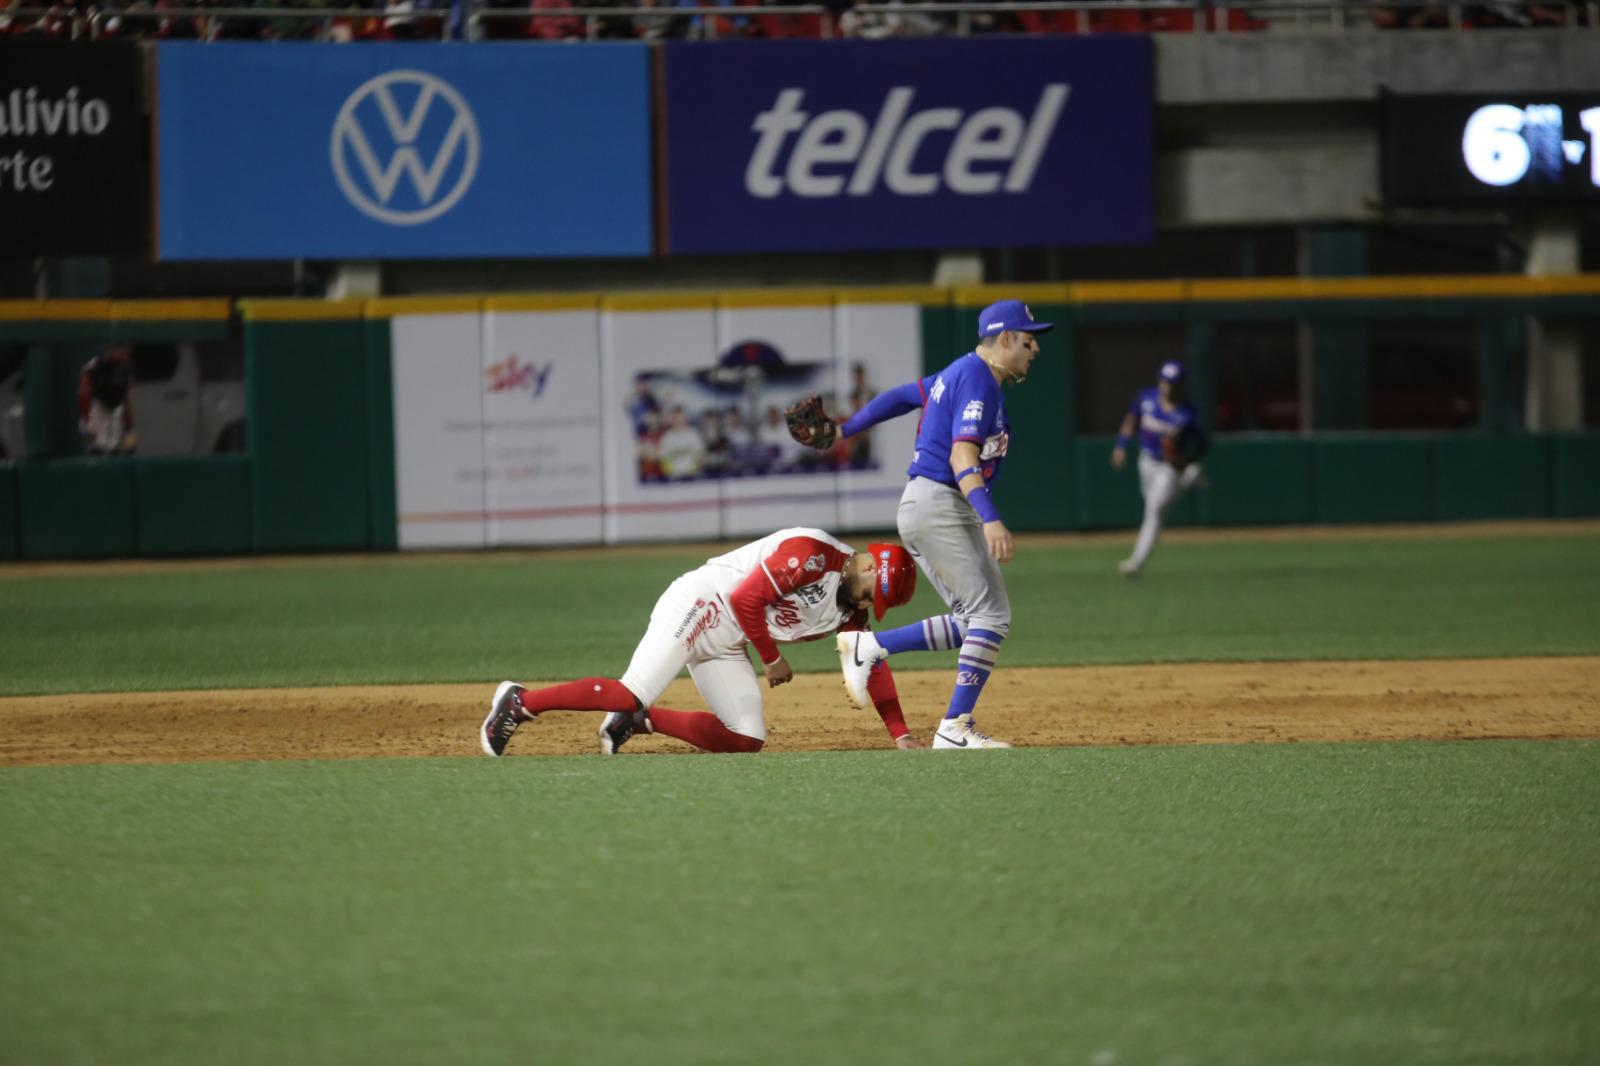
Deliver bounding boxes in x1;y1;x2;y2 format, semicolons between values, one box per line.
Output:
784;395;839;451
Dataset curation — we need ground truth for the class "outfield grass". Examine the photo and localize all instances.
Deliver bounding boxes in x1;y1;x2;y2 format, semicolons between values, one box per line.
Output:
2;530;1599;696
3;742;1597;1065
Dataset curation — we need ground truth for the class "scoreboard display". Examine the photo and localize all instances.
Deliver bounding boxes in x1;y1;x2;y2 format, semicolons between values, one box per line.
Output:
1382;92;1600;207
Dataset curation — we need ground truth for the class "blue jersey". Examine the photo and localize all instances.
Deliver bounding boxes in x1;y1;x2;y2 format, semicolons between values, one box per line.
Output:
1129;387;1202;459
906;353;1009;487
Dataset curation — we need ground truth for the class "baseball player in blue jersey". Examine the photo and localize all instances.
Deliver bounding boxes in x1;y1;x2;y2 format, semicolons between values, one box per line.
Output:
1110;360;1208;576
786;299;1051;749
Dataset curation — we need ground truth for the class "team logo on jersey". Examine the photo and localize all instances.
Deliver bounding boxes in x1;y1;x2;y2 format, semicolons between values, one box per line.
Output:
1141;413;1173;435
793;582;829;607
804;553;825;573
963;400;984;422
331;70;481;226
787;556;800;568
674;597;722;649
930;377;946;404
771;599;803;628
978;430;1008;461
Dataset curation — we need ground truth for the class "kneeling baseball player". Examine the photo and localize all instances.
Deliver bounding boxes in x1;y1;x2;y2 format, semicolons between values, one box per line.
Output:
481;528;922;756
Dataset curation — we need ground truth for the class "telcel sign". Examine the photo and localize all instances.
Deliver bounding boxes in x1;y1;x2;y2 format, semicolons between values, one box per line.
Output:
661;38;1152;254
742;85;1069;200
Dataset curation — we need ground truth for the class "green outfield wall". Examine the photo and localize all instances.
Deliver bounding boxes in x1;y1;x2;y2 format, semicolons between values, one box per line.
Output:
0;462;17;560
0;277;1596;559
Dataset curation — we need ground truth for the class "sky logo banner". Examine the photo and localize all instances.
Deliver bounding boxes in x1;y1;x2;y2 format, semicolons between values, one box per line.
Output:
661;38;1152;254
157;43;651;260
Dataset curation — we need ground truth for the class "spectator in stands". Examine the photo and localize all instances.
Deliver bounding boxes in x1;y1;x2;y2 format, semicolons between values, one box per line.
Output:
673;0;756;39
382;0;445;38
631;0;681;37
529;0;583;38
841;0;947;37
1372;3;1449;27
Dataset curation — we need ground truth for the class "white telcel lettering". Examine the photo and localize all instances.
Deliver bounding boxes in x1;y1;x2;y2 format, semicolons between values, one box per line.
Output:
743;84;1071;199
787;110;867;197
847;87;914;195
884;107;962;195
944;107;1022;194
1004;83;1068;192
746;88;809;199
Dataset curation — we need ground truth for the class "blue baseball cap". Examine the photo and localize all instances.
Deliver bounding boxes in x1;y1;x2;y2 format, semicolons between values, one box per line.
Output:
977;299;1054;338
1159;360;1186;383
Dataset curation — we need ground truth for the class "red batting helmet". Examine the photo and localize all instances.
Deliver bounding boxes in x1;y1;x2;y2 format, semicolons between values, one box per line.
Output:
867;542;917;621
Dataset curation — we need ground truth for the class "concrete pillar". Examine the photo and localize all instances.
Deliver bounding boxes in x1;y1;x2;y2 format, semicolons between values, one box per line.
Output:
326;261;382;300
1523;214;1583;431
1301;227;1368;431
932;252;983;288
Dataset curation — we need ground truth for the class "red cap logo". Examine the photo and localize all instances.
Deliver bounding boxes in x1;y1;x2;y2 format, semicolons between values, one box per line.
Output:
867;542;916;621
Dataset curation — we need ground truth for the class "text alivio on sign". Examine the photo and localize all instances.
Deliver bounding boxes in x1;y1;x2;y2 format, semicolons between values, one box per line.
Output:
660;37;1153;254
1;41;145;255
155;42;651;260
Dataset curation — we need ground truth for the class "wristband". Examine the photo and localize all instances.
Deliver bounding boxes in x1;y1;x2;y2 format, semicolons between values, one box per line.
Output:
953;465;984;483
1115;435;1131;450
966;484;1001;524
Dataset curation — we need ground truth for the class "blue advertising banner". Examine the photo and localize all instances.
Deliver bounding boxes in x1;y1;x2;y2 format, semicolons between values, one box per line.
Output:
661;38;1152;254
156;43;651;260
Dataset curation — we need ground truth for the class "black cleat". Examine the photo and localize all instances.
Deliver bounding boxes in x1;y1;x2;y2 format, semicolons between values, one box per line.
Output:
598;709;652;755
481;681;531;757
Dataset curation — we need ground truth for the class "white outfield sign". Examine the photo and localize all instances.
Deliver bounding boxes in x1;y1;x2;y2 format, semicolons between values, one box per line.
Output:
390;300;923;547
390;310;603;548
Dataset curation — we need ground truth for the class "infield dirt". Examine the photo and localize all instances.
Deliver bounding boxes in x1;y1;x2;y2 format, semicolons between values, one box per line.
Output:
4;656;1597;766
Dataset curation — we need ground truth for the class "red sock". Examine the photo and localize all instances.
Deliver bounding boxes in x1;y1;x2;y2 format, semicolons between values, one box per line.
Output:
516;678;639;717
648;707;765;753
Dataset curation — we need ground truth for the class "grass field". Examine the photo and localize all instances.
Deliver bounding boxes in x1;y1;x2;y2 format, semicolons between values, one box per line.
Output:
2;528;1598;696
3;525;1599;1064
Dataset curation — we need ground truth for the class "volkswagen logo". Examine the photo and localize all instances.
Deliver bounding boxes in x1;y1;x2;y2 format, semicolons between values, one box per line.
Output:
330;70;480;226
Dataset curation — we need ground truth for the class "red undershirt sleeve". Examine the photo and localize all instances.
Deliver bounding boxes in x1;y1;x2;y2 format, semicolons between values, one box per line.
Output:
866;660;909;740
728;566;785;666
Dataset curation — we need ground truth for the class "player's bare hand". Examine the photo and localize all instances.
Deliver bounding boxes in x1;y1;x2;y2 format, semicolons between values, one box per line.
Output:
895;735;926;750
764;656;794;688
1110;446;1126;470
984;520;1014;563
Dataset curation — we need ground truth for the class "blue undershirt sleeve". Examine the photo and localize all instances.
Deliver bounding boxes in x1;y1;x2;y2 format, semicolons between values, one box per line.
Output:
839;380;924;439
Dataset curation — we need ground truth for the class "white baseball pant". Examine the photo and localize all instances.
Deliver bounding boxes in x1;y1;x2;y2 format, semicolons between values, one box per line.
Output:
617;573;768;741
1128;451;1203;571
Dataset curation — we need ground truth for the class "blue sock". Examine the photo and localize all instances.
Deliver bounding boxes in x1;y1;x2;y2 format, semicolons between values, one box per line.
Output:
877;614;964;656
947;628;1003;719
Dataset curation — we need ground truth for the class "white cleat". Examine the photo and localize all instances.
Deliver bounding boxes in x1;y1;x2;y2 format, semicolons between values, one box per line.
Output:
1117;558;1141;578
836;630;887;709
932;713;1012;750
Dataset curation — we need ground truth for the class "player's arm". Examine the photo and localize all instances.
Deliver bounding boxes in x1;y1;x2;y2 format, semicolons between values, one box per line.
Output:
950;439;1013;564
867;659;924;749
837;380;924;439
729;537;848;687
728;568;792;687
1110;411;1137;470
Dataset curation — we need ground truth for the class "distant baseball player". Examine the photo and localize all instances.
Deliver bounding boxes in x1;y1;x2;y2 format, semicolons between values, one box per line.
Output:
77;346;137;456
480;528;922;757
785;299;1052;750
1110;360;1208;576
